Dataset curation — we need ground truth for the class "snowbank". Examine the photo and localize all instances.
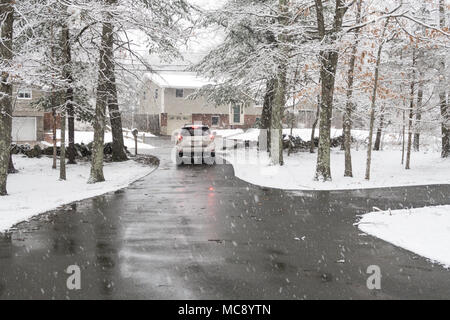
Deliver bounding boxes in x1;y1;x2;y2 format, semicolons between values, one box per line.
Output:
43;130;155;150
223;148;450;190
357;206;450;268
0;155;157;232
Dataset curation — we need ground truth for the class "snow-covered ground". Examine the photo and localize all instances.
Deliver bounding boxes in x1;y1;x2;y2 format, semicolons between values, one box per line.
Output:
211;128;244;138
227;128;441;151
357;206;450;268
222;148;450;190
42;130;155;150
0;155;157;233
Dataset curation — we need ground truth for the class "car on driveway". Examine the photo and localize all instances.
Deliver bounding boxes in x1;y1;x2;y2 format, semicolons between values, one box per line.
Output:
175;125;216;165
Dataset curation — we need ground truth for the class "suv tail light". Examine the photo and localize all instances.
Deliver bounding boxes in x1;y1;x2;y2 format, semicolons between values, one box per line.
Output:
177;135;183;142
209;134;215;141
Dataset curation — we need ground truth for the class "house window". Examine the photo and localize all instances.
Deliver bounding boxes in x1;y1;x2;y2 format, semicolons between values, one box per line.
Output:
175;89;184;98
211;116;220;126
17;88;32;99
232;104;241;123
155;89;159;100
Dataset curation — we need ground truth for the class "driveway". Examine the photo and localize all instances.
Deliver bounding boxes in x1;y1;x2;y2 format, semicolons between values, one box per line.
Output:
0;136;449;299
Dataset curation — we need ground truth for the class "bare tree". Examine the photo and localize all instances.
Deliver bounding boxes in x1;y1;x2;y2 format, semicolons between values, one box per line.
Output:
365;19;389;180
438;0;449;158
314;0;347;181
405;47;416;170
88;2;116;183
413;48;424;152
343;0;362;177
271;0;289;166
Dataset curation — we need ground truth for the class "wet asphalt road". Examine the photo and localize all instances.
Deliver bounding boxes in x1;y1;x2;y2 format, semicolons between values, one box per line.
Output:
0;137;449;300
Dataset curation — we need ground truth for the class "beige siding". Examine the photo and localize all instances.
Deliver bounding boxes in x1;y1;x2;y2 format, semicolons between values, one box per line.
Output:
164;88;229;114
164;88;261;118
12;87;45;114
138;79;162;115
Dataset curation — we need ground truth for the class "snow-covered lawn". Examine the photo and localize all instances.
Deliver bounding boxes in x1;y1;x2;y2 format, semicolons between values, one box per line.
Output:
222;148;450;190
0;155;157;233
229;128;349;142
227;128;441;150
42;130;155;150
356;206;450;268
211;128;244;138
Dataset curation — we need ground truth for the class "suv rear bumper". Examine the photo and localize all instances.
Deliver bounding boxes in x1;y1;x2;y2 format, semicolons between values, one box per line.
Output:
177;149;215;158
176;144;215;156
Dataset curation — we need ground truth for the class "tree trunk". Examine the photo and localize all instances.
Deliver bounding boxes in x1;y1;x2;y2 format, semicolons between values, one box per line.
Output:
365;19;388;180
108;72;127;161
60;110;66;180
414;75;423;152
89;7;116;183
67;103;76;163
405;47;416;170
0;0;14;196
60;24;71;177
50;24;58;170
314;0;346;181
270;0;289;166
310;96;320;153
439;0;449;158
271;75;285;165
52;107;57;169
8;153;16;174
260;78;275;152
374;106;384;151
343;0;362;177
401;109;405;164
62;25;76;165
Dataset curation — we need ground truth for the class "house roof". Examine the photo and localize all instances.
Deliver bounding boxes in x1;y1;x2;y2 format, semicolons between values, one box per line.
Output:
145;72;212;89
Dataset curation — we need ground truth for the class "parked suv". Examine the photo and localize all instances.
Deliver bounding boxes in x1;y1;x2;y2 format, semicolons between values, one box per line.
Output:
175;125;216;165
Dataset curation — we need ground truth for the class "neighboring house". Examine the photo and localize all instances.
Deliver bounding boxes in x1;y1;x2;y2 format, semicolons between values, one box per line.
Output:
11;85;52;143
136;72;262;135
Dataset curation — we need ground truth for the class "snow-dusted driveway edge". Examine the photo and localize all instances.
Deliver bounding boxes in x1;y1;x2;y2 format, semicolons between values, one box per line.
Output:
0;155;159;233
356;206;450;268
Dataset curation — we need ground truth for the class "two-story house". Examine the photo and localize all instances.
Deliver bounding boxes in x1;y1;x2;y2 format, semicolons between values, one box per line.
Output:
11;85;53;143
136;72;262;135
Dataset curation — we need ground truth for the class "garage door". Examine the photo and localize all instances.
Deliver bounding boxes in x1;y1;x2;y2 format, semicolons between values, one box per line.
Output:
166;114;192;136
12;117;36;142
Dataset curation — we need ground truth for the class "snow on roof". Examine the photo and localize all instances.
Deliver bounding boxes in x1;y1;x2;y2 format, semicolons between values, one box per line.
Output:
145;72;212;89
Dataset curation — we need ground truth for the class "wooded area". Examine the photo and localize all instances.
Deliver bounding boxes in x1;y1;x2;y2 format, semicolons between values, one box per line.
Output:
1;0;449;195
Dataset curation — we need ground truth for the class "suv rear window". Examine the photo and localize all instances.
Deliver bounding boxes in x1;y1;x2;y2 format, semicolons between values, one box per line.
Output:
181;126;211;136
